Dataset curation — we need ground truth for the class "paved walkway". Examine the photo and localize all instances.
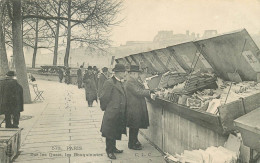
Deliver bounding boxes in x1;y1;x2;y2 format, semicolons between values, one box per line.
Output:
13;80;164;163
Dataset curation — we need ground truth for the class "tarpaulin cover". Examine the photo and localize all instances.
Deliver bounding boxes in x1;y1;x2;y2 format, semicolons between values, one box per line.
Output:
152;49;186;73
167;42;212;72
194;29;260;81
115;29;260;81
142;51;167;73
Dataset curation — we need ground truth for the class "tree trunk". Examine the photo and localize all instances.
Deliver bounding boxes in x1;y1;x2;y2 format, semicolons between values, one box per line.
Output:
12;0;31;103
0;3;9;76
64;0;71;67
52;0;62;66
32;17;38;68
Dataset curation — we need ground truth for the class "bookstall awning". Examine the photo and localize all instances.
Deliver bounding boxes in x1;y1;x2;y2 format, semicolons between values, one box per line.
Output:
167;42;212;72
115;29;260;81
194;29;260;81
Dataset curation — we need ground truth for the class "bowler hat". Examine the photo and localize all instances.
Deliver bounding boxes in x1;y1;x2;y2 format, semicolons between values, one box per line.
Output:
6;71;15;76
102;67;108;72
112;63;126;72
128;65;141;72
88;66;93;70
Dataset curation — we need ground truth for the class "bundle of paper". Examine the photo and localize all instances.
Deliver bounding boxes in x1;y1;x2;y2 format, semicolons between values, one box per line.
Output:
157;71;187;89
165;146;237;163
182;75;217;94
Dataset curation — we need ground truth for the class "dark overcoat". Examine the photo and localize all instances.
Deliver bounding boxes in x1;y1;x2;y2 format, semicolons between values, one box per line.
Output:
77;69;83;87
97;73;108;98
0;78;24;115
83;73;97;102
125;77;150;129
100;76;127;140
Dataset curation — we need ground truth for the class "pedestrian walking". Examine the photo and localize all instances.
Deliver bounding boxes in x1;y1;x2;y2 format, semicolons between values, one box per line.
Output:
125;65;153;150
65;67;71;84
58;68;64;83
97;67;109;98
0;71;23;128
83;66;97;107
77;65;84;88
99;63;127;160
93;66;99;90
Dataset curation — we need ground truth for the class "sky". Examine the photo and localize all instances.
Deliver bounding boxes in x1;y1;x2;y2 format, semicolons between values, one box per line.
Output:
110;0;260;46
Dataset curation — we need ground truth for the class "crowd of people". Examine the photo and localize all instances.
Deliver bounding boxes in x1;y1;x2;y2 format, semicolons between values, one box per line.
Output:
0;63;155;160
76;63;155;159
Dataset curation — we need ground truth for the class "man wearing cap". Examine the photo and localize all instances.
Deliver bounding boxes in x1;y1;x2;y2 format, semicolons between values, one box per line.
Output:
97;67;109;98
125;65;152;150
0;71;23;128
100;63;127;159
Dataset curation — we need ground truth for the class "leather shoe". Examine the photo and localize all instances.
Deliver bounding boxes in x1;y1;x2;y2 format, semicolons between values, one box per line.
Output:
107;152;116;159
128;144;142;150
136;141;142;146
113;148;123;153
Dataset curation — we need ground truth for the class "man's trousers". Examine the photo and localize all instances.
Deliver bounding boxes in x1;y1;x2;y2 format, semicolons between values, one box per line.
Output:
5;112;20;128
106;138;116;153
129;128;139;146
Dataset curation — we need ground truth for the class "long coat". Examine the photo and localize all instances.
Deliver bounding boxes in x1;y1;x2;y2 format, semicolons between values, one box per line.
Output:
77;69;83;88
0;77;24;115
100;76;127;140
125;77;150;129
97;73;108;98
83;72;97;102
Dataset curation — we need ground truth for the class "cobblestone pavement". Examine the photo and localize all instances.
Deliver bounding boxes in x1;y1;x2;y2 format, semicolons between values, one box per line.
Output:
13;80;165;163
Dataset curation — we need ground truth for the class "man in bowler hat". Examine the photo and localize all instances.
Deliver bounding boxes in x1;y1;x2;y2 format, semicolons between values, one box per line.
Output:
0;71;23;128
125;65;153;150
100;63;127;159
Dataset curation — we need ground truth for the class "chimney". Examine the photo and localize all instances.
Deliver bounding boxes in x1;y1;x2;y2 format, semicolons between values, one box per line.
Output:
197;33;200;38
186;30;190;36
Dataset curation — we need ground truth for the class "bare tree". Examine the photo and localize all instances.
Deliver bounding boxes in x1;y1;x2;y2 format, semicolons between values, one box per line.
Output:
0;0;9;76
23;0;123;67
62;0;123;67
7;0;31;103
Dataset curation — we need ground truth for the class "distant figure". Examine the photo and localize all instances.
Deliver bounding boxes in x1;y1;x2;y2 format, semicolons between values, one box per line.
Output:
28;73;36;82
77;65;84;88
93;66;99;90
58;68;64;83
97;67;109;98
83;66;97;107
65;67;71;84
0;71;24;128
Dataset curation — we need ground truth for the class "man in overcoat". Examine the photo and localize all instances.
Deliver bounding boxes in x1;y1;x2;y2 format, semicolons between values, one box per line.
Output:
0;71;23;128
83;66;98;107
125;65;151;150
58;68;64;83
77;65;83;88
100;63;127;159
97;67;109;98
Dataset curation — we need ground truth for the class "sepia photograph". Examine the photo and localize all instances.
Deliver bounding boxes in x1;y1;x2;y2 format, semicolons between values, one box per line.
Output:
0;0;260;162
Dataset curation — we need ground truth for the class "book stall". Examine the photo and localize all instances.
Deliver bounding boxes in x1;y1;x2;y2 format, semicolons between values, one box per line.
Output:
0;128;22;163
116;29;260;163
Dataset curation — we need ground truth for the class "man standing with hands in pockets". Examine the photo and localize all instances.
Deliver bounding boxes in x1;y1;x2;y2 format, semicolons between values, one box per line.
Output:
100;63;127;160
125;65;154;150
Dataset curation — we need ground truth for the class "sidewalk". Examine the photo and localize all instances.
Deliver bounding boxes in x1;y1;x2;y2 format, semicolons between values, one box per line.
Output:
13;80;165;163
